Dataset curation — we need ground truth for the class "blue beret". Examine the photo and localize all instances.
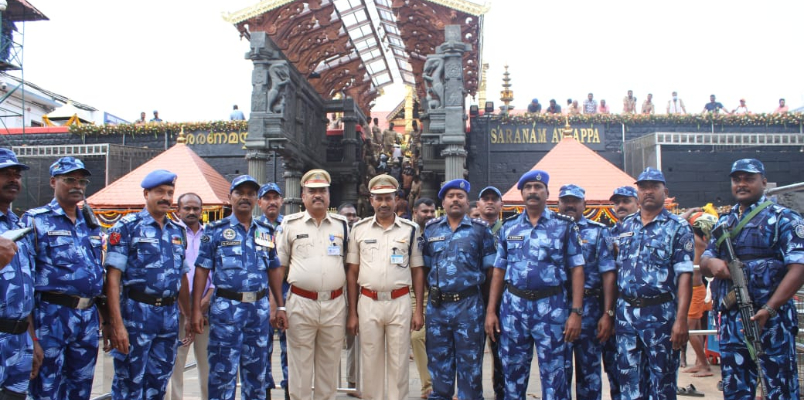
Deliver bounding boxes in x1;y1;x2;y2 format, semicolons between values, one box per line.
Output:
532;98;538;103
478;186;502;200
635;167;666;184
610;186;637;201
438;179;470;200
517;170;549;189
0;148;28;171
50;156;90;177
730;158;765;176
141;169;177;189
230;175;260;193
558;184;585;200
258;182;283;198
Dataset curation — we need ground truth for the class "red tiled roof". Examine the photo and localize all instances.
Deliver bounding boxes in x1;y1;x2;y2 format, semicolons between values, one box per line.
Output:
502;136;636;204
87;143;231;209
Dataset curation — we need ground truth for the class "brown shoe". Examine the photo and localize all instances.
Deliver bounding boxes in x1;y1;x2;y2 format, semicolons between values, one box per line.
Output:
421;389;433;399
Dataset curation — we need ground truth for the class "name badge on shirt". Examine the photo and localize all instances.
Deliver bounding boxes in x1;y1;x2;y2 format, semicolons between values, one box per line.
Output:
137;238;159;244
390;254;404;264
428;236;445;242
47;230;71;236
327;245;341;256
618;232;634;238
364;239;378;244
507;235;524;241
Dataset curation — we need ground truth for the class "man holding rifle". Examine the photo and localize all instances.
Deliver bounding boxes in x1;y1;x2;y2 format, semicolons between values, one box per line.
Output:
701;159;804;400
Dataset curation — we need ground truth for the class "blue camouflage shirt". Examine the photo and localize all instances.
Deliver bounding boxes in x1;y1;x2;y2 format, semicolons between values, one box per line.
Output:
494;209;585;290
0;210;34;320
22;199;104;297
422;215;496;292
105;209;188;298
577;217;616;290
196;215;279;293
702;196;804;307
614;208;694;299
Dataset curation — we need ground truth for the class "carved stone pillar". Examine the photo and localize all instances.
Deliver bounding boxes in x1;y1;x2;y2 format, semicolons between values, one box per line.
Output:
282;157;304;214
441;145;467;182
341;115;358;165
439;25;471;182
419;170;439;204
338;172;359;209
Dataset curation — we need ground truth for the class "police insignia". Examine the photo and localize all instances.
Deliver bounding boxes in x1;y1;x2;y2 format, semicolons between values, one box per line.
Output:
200;235;211;243
795;221;804;239
171;236;183;245
223;229;236;240
109;232;121;245
684;239;694;252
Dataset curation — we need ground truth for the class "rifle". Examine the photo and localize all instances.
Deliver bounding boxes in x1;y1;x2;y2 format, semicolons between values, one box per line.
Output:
712;224;768;399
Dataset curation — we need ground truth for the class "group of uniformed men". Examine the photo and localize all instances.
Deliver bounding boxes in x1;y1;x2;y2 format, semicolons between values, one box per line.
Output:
0;145;801;400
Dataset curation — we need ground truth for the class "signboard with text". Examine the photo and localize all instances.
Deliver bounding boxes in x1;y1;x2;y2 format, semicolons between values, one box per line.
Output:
487;120;605;151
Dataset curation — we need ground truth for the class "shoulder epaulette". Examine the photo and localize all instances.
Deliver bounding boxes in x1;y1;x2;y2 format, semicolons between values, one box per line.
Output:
555;213;574;222
25;207;49;216
587;219;607;228
207;219;229;230
254;218;272;229
398;218;418;229
425;216;444;227
503;214;519;223
330;213;348;222
352;217;372;229
121;213;139;223
471;218;489;227
283;212;305;223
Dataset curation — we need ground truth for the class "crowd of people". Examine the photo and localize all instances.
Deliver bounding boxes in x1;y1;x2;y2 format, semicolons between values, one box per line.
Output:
0;145;801;400
526;92;792;116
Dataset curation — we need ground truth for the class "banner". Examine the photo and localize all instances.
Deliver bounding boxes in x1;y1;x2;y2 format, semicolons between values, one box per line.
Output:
487;120;605;151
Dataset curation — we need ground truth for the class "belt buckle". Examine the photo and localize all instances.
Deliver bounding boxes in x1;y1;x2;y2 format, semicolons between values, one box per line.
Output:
242;292;257;303
633;298;643;307
377;291;392;301
76;297;92;309
154;298;163;307
318;291;332;301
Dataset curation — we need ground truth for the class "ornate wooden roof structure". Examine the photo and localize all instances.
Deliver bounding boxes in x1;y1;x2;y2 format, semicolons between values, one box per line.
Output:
223;0;487;114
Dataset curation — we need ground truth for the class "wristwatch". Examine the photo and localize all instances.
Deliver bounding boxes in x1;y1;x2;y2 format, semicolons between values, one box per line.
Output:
761;304;778;318
571;307;584;316
606;309;615;317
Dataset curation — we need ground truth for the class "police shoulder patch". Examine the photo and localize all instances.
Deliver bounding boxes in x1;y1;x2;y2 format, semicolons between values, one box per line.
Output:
200;234;211;243
425;216;444;227
680;232;695;253
793;220;804;239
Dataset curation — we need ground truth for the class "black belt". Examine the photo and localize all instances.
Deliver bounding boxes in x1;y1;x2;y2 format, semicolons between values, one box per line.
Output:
216;288;267;303
584;288;601;298
621;292;673;308
434;286;479;303
506;284;562;301
0;388;27;400
40;292;96;310
738;254;781;262
128;289;177;307
0;317;29;335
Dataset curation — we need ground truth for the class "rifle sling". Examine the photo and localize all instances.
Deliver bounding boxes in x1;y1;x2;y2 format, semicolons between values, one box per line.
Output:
715;201;773;248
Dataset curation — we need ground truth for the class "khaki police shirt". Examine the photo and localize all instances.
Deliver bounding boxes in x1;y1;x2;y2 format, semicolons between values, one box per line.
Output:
277;211;348;291
346;216;424;291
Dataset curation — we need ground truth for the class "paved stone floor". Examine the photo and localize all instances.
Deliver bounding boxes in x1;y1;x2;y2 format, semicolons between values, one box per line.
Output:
91;338;725;399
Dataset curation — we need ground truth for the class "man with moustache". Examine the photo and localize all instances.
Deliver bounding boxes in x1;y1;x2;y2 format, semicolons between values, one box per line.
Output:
24;157;104;400
485;170;585;400
701;159;804;400
258;183;290;400
0;149;36;400
558;184;616;400
410;198;435;398
104;170;193;400
421;179;496;400
166;193;211;400
346;174;425;400
192;175;286;400
613;167;693;400
602;185;639;400
276;169;350;400
475;186;504;400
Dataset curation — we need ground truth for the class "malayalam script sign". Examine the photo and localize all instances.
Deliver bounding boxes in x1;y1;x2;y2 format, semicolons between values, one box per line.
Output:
487;121;606;151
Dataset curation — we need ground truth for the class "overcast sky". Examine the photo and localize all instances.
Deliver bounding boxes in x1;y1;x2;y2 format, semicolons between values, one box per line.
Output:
19;0;804;123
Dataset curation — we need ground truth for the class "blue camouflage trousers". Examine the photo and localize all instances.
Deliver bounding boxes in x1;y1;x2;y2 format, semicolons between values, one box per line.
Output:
601;335;621;400
500;290;570;400
0;332;32;394
208;296;270;400
567;295;604;400
616;299;678;400
267;282;289;390
111;298;179;400
32;302;99;400
718;302;799;400
426;293;485;400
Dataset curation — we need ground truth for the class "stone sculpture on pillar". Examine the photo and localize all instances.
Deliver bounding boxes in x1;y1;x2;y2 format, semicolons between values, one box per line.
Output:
423;56;445;110
266;62;290;114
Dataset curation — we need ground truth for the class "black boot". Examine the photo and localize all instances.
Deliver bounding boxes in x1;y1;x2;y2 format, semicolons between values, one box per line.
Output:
285;388;290;400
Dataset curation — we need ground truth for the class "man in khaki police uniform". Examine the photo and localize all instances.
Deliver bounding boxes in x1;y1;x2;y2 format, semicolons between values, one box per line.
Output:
277;169;350;400
346;175;425;400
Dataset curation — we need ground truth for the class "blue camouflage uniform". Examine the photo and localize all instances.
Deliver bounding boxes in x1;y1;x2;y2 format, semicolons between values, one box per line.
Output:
259;213;288;391
105;209;188;400
601;185;637;400
495;208;584;400
422;204;496;400
703;192;803;400
196;214;279;400
0;210;35;396
23;197;104;400
614;207;693;400
566;216;615;400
